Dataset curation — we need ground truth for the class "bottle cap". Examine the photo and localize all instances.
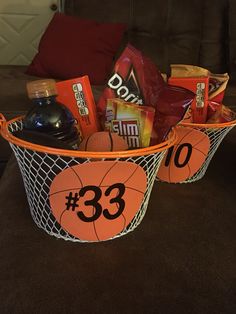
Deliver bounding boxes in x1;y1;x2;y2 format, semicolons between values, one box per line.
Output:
26;79;58;99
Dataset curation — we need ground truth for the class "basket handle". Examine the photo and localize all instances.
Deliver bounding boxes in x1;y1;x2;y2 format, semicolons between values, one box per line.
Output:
0;113;6;134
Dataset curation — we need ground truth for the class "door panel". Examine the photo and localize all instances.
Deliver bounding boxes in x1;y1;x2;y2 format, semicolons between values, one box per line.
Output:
0;0;62;65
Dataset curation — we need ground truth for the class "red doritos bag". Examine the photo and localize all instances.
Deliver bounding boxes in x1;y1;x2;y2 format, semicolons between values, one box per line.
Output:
97;44;194;144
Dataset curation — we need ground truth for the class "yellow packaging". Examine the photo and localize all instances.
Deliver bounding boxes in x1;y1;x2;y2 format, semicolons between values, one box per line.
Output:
105;98;155;148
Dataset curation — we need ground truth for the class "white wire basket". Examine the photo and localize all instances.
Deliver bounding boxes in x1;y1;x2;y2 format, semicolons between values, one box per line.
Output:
0;114;177;242
157;119;236;183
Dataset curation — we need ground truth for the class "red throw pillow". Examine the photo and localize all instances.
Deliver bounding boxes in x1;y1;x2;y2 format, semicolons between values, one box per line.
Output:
26;13;127;85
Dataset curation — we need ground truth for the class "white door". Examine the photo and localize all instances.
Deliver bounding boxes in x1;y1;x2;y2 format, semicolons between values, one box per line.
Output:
0;0;63;65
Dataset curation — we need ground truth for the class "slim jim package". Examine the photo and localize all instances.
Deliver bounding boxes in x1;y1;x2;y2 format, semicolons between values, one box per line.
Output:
105;98;155;148
98;44;194;144
56;76;100;139
168;76;209;123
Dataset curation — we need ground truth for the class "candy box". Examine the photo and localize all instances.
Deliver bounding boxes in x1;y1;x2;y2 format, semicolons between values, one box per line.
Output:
168;76;209;123
170;64;229;103
56;76;100;139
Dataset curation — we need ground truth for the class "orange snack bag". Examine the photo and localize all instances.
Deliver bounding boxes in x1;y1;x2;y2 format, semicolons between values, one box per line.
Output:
56;76;100;139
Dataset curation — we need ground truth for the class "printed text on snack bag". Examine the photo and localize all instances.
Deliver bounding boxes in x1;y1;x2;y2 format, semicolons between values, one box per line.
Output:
108;73;143;105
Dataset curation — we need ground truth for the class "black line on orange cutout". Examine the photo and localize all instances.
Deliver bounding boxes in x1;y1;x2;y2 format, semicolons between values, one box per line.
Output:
59;208;67;225
177;128;195;144
50;182;145;197
192;133;209;148
71;167;84;188
185;147;207;181
121;213;126;231
99;185;145;195
116;202;126;233
179;128;209;153
85;133;92;151
108;131;114;151
123;164;140;185
99;162;119;187
49;186;82;196
192;146;208;156
187;162;191;179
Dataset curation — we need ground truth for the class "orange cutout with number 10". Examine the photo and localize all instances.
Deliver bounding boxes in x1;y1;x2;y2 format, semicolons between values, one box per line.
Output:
157;126;210;183
49;161;147;242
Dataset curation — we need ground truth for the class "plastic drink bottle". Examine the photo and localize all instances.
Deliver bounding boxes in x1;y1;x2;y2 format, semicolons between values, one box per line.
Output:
23;79;79;148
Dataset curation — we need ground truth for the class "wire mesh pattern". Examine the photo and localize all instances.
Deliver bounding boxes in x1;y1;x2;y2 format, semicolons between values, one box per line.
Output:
172;123;235;183
8;119;169;242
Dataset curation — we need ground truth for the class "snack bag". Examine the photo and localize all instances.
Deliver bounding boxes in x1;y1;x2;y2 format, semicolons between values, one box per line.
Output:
153;85;194;143
98;44;165;111
105;98;155;148
170;64;229;103
98;44;194;144
56;76;100;139
206;101;236;123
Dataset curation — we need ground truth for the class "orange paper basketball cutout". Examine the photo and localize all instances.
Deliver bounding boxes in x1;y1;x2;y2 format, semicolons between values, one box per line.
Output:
49;161;147;241
79;131;128;152
157;127;210;183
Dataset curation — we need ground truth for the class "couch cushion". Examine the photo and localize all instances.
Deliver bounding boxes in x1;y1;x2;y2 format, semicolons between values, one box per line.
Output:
26;13;127;85
0;65;36;118
0;66;37;167
65;0;229;76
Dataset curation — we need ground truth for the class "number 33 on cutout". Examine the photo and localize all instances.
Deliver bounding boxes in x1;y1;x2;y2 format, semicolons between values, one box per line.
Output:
157;127;210;183
49;161;147;242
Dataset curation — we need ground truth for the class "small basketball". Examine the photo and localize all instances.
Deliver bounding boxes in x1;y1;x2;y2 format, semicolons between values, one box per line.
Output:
157;126;210;183
49;161;147;241
79;131;128;152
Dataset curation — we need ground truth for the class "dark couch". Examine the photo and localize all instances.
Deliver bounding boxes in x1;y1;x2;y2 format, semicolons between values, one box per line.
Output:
0;1;236;313
1;0;236;175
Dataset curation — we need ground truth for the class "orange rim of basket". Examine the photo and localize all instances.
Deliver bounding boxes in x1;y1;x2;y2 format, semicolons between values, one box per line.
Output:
0;115;178;158
180;118;236;129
